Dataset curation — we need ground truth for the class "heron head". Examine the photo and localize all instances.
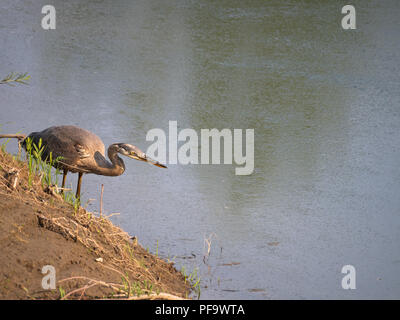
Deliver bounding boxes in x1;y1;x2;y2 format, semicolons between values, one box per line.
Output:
116;143;167;168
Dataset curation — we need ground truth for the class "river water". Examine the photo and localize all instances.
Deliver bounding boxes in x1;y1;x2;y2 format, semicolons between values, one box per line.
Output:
1;0;400;299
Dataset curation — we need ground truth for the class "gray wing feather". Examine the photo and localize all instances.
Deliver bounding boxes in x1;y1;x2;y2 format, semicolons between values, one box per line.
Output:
27;125;105;173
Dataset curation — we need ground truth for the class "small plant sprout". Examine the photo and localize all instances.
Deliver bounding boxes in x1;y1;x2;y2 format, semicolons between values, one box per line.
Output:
0;72;30;86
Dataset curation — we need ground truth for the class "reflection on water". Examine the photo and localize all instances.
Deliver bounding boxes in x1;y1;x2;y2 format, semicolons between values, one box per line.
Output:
1;0;400;298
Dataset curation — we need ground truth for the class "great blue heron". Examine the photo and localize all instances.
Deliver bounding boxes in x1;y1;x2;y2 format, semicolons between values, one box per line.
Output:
0;125;166;198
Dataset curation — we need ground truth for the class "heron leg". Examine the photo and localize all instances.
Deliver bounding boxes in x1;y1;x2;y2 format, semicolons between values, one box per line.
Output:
61;169;68;194
76;172;83;200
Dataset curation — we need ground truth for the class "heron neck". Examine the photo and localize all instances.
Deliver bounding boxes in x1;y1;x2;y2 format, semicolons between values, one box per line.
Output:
107;147;125;176
91;147;125;176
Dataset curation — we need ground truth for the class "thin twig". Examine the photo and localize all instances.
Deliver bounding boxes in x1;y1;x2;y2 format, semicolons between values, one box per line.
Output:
100;184;104;218
126;293;187;300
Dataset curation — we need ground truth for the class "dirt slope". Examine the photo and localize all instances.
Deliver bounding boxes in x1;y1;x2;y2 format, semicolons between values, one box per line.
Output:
0;148;190;299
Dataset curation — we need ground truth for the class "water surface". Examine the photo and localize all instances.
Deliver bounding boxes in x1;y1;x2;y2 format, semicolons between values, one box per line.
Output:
1;0;400;299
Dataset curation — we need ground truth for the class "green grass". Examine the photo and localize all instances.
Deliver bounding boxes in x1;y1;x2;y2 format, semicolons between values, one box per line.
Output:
120;273;157;298
125;244;135;261
181;265;201;299
63;191;81;213
23;137;80;210
58;286;66;299
0;138;11;153
25;137;62;187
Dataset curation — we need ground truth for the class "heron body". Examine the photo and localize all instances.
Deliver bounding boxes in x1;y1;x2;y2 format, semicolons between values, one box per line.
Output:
1;125;166;199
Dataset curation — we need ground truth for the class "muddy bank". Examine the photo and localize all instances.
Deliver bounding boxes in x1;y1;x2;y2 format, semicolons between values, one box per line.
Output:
0;148;191;299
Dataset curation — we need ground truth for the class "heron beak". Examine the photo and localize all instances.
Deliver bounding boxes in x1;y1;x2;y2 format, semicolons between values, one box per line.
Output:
127;153;142;161
146;156;168;168
128;152;167;168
